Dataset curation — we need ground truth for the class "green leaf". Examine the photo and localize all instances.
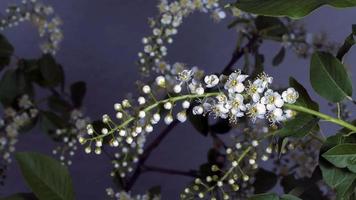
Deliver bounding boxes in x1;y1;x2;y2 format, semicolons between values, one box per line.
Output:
276;113;319;138
209;118;232;134
70;81;86;108
280;194;302;200
39;111;67;136
255;16;287;37
280;169;324;199
310;52;353;102
253;168;278;193
337;24;356;61
1;193;37;200
235;0;356;19
277;78;319;138
322;123;356;152
0;34;14;70
289;77;319;110
39;54;64;87
48;95;72;113
248;193;279;200
272;47;285;66
322;143;356;173
319;161;356;199
248;193;302;200
0;69;33;106
15;152;75;200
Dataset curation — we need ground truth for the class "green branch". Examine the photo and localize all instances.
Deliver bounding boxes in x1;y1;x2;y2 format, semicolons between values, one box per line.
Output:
284;104;356;133
85;92;221;142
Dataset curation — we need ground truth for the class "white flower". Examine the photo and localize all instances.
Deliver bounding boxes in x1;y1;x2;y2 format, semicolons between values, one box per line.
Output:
137;96;146;105
227;93;246;118
211;103;229;119
177;111;187;122
173;84;182;93
192;106;204;115
161;13;172;24
142;85;151;94
282;88;299;104
182;101;190;109
164;102;172;110
195;85;205;95
224;71;248;93
164;115;173;124
261;89;284;111
155;76;166;87
285;109;296;119
246;79;266;102
178;69;194;83
204;74;219;88
258;72;273;88
267;108;285;124
246;103;266;122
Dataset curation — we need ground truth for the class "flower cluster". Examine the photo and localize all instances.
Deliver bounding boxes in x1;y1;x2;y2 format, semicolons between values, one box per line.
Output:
0;95;38;185
0;0;63;54
181;121;274;199
138;0;252;75
106;188;160;200
192;70;299;125
80;68;299;182
280;22;336;57
53;109;90;166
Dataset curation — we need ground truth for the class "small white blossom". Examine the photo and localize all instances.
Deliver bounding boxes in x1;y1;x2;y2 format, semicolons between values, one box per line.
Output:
204;74;219;88
261;89;284;111
224;71;248;93
282;88;299;104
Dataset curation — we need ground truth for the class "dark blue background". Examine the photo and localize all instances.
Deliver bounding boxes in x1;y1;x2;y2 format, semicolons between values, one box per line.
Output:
1;1;356;199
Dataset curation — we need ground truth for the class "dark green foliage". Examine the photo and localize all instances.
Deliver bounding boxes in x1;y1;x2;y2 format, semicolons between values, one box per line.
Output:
15;152;75;200
310;52;353;102
0;34;14;70
235;0;356;19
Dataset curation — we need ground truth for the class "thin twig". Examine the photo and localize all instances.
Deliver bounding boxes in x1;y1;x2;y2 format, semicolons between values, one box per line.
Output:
142;165;199;178
222;34;258;74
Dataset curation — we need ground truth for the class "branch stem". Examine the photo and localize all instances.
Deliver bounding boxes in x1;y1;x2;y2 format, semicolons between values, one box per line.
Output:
142;165;198;178
284;104;356;133
85;92;220;142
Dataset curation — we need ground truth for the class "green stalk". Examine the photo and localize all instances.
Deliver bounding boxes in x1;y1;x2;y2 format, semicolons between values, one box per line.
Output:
85;92;221;142
284;104;356;133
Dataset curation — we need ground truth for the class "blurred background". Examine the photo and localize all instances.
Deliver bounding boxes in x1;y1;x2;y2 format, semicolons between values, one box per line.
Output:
0;0;355;199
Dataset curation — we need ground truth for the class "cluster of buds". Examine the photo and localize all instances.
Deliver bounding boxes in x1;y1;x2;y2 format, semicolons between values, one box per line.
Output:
80;68;299;180
53;109;90;166
181;142;258;199
0;0;63;54
106;188;160;200
138;0;231;75
181;121;273;199
0;95;38;185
